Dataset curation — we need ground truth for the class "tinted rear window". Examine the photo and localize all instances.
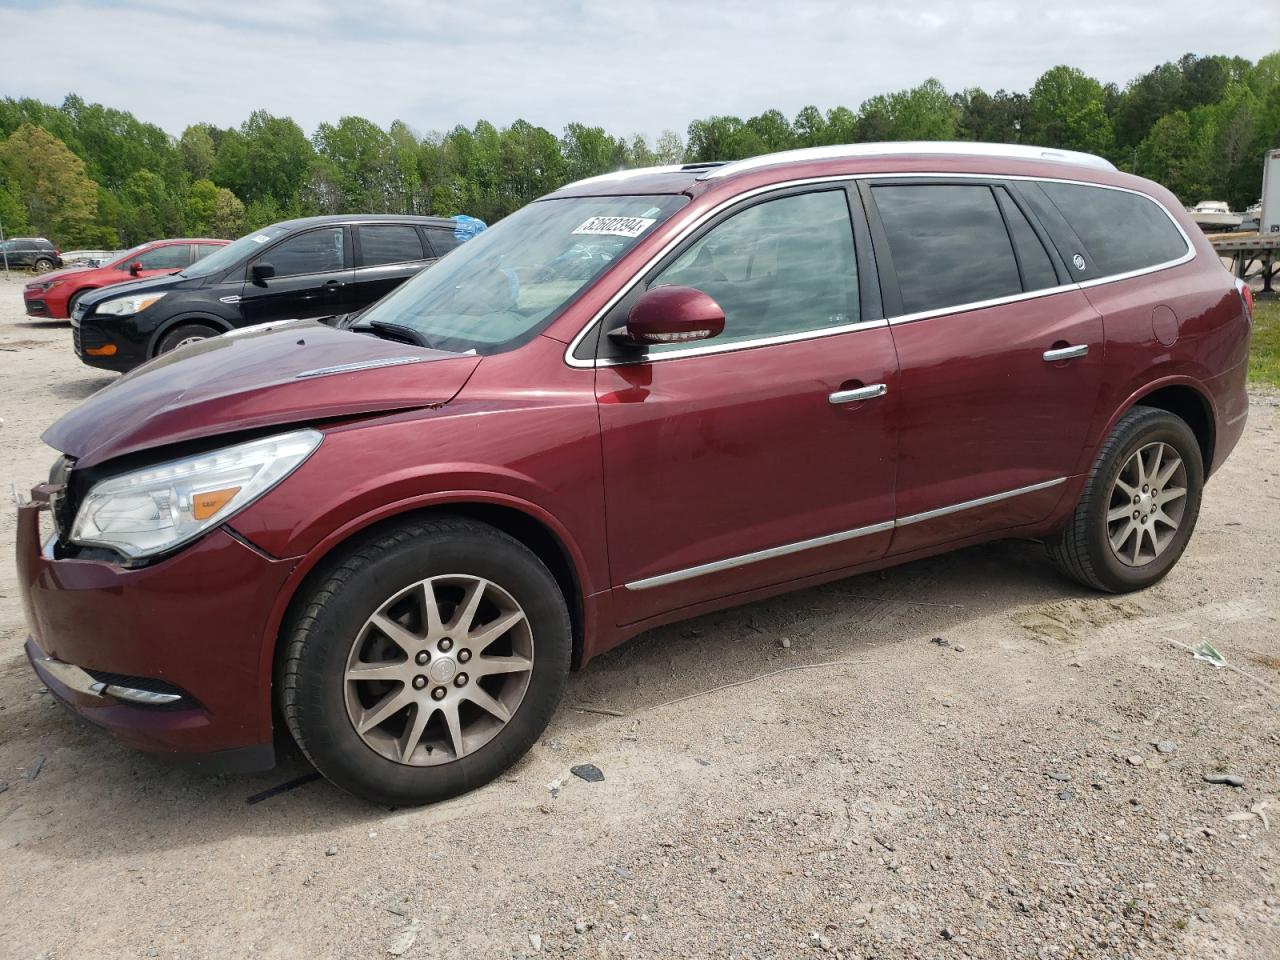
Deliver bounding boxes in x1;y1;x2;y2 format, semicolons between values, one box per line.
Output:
1040;182;1188;277
359;224;425;266
873;184;1023;315
425;227;461;257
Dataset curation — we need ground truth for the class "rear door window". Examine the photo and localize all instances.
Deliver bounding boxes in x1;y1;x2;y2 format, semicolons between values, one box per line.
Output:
994;188;1059;292
646;188;859;352
872;184;1023;315
425;226;461;257
1039;182;1188;276
359;224;426;266
259;226;346;277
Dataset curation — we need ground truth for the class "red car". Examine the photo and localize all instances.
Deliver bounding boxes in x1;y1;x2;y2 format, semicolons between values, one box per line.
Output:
23;238;228;319
18;143;1251;805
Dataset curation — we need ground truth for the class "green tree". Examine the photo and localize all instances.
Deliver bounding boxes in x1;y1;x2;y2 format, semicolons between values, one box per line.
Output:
0;123;99;244
179;124;218;181
186;178;246;237
314;115;396;211
653;129;685;163
562;122;626;181
214;110;313;209
856;79;959;142
1029;65;1115;155
117;169;183;244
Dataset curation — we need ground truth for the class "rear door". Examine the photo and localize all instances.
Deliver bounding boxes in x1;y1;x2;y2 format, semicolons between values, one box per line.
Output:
593;185;900;624
240;225;356;325
351;223;435;308
862;178;1105;554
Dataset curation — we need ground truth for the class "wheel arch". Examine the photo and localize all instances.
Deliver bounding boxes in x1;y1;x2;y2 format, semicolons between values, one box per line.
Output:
147;314;234;357
1129;382;1215;473
259;495;589;735
1091;377;1216;478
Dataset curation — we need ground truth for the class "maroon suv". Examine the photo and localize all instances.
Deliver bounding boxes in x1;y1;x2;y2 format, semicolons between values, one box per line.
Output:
18;142;1251;806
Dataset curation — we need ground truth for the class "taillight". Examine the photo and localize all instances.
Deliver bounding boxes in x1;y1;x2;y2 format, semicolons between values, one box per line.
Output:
1236;278;1254;323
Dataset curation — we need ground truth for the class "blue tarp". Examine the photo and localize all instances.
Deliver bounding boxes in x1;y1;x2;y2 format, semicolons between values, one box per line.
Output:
452;214;487;241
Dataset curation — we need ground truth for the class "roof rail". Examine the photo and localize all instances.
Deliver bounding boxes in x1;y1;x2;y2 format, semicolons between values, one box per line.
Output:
559;164;689;190
698;141;1117;179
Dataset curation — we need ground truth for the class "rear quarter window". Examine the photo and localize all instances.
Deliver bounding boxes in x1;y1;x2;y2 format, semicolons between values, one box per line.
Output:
1040;182;1189;277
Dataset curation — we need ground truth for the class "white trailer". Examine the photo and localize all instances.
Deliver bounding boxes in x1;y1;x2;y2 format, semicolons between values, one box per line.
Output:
1262;148;1280;236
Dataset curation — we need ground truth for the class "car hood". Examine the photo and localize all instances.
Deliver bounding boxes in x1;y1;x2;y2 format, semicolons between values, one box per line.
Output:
29;264;95;285
45;319;481;468
77;271;185;307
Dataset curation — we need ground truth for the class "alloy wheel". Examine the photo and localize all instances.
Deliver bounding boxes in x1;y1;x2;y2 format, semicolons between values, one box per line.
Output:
1105;441;1188;567
343;575;534;766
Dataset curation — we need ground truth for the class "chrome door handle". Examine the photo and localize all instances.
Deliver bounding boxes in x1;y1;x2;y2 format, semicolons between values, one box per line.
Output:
829;383;887;404
1042;344;1089;362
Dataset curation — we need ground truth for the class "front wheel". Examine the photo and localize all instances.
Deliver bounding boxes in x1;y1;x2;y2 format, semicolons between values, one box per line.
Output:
1047;405;1204;593
156;322;220;355
280;517;571;806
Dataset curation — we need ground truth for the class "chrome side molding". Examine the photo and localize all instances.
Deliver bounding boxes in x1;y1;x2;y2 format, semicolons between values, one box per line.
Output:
624;477;1068;590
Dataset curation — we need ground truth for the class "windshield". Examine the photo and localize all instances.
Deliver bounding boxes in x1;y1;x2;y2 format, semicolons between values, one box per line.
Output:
355;195;687;354
109;243;150;266
181;224;290;278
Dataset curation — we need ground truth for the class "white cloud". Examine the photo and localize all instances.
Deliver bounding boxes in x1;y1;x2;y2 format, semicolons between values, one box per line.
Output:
0;0;1275;139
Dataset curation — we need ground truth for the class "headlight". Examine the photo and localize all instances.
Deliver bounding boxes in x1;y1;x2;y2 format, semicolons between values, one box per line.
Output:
96;292;168;316
27;278;62;293
70;429;322;559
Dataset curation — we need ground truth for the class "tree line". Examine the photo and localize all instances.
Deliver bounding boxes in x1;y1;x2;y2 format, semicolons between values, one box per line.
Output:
1;51;1277;249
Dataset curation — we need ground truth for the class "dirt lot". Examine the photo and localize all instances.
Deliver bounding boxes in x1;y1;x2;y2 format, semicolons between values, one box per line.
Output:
0;271;1277;960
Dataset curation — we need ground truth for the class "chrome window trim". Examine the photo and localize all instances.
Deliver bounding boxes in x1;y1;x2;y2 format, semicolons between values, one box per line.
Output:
624;477;1067;591
563;172;1195;370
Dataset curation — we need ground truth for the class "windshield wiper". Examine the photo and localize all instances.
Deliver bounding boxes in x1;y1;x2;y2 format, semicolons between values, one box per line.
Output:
361;319;435;349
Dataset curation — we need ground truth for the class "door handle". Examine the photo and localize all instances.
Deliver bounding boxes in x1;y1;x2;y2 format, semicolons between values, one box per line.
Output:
829;383;887;404
1042;344;1089;362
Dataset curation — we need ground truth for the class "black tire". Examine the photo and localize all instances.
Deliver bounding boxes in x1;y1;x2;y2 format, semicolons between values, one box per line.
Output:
156;323;220;355
66;288;89;318
1047;405;1204;593
280;516;571;806
32;257;55;274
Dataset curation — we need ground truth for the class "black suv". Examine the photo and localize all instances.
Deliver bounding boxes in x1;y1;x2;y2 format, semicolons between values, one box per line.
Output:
1;237;62;272
72;214;479;372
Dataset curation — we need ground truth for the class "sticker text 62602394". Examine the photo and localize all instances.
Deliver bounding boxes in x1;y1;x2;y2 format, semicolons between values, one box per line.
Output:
571;216;657;239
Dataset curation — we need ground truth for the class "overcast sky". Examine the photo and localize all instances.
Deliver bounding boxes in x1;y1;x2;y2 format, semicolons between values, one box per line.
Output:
2;1;1277;141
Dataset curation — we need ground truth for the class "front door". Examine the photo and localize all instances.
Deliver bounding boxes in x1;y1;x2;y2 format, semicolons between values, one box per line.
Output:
240;225;355;326
594;186;900;625
862;179;1106;554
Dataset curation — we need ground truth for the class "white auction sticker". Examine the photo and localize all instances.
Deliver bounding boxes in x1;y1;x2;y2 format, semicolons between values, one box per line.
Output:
572;216;656;238
250;234;271;243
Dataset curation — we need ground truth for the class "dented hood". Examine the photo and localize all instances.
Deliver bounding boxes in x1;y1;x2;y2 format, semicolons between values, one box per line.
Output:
45;320;480;468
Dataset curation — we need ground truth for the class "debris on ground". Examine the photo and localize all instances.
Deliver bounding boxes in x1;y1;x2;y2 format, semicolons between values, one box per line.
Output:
1155;741;1177;755
570;763;604;783
1126;755;1145;766
930;637;949;647
1204;773;1246;788
24;756;44;780
324;845;338;857
545;778;562;797
528;932;542;952
387;919;421;957
1191;640;1227;667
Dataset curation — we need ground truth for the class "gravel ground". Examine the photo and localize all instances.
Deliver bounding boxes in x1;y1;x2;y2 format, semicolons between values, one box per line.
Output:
0;271;1277;960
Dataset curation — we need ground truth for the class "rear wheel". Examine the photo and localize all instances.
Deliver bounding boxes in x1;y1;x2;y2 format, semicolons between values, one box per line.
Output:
156;323;220;355
32;257;54;274
1047;405;1203;592
280;517;571;806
